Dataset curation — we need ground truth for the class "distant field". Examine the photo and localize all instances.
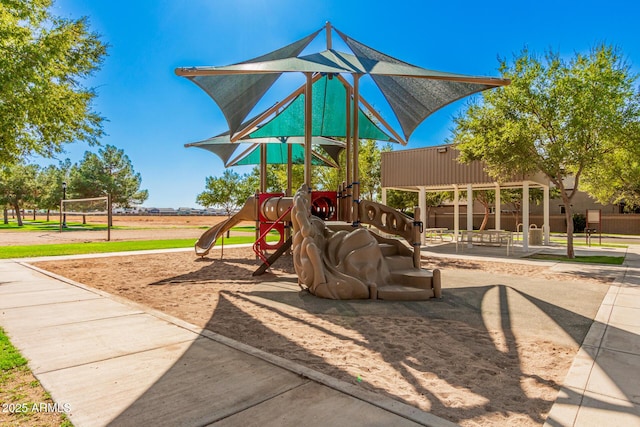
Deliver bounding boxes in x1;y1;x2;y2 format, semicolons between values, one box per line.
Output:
0;215;258;248
2;214;251;228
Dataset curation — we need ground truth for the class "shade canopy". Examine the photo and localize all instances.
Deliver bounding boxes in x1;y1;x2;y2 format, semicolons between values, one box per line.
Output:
230;143;336;167
176;24;510;141
249;75;396;142
185;135;344;167
185;29;321;135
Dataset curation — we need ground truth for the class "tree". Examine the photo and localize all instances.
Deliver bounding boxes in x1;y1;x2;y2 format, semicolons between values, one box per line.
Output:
453;45;640;258
386;190;418;213
69;145;148;224
37;160;71;221
474;190;494;231
246;164;299;195
359;140;391;201
497;188;559;230
0;0;107;165
197;169;257;217
265;163;303;194
580;129;640;208
315;139;391;201
385;190;451;226
315;150;345;192
0;162;39;226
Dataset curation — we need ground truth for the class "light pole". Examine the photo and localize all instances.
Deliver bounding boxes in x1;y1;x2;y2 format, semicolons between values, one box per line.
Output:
33;186;39;220
62;181;67;228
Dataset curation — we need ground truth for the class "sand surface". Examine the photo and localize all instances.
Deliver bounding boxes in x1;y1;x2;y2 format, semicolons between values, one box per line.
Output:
0;217;614;426
24;219;616;426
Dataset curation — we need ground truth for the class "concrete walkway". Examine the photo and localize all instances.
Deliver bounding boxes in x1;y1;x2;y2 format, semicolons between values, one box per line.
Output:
0;256;454;427
544;245;640;427
1;242;639;426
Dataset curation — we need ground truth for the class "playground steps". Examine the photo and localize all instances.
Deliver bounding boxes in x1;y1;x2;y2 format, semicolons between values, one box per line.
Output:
377;243;401;257
389;268;433;287
375;241;442;300
376;284;434;301
383;255;414;271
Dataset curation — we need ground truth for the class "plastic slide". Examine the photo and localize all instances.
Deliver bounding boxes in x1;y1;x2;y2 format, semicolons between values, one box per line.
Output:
194;197;257;256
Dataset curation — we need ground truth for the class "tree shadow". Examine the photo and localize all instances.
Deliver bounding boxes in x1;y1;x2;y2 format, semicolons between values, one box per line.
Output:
237;283;564;424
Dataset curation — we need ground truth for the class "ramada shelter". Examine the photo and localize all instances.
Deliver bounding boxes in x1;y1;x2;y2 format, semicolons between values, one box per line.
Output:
381;145;551;252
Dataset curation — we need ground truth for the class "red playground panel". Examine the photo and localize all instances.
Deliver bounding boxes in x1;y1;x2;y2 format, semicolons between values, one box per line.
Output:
311;191;338;221
256;192;287;252
254;191;338;253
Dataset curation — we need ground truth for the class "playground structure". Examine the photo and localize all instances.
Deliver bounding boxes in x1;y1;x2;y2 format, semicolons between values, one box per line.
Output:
292;186;441;300
195;185;442;301
194;190;338;258
180;23;508;300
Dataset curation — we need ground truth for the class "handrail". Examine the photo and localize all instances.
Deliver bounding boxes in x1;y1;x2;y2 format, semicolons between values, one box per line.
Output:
253;204;294;267
358;200;416;244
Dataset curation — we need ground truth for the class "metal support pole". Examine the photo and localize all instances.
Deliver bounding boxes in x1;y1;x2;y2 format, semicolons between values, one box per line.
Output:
287;144;292;196
352;74;361;225
62;181;67;228
419;186;426;245
413;206;422;268
304;72;313;190
453;185;460;242
467;184;473;248
345;85;352;222
260;143;267;193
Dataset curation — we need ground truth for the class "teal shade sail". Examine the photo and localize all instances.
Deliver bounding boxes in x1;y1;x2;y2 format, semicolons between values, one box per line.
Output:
249;75;395;142
185;134;343;167
228;143;336;167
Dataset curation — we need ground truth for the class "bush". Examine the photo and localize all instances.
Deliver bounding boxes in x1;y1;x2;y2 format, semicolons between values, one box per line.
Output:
573;213;586;233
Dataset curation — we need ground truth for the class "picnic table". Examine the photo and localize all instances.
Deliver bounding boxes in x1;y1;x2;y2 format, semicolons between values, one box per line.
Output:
457;230;514;255
424;227;449;242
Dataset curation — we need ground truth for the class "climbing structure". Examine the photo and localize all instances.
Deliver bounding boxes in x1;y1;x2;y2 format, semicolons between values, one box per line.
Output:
291;185;441;301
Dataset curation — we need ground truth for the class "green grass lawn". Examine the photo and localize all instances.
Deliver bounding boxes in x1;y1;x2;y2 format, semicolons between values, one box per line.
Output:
548;237;628;249
527;253;625;265
0;234;276;259
0;327;73;426
0;327;27;371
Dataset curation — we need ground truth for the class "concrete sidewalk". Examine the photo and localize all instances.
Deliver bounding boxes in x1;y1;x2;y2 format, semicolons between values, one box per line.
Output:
544;245;640;426
0;258;453;427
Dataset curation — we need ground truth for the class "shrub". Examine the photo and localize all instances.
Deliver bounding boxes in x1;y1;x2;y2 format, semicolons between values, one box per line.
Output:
573;213;586;233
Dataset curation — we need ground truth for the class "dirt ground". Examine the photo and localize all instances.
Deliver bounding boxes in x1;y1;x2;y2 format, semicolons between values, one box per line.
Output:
12;216;617;426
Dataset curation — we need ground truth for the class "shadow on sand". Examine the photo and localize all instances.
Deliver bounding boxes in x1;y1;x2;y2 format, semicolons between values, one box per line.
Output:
106;264;633;426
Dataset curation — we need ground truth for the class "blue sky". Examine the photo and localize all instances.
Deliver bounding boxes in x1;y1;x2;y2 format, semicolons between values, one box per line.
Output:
40;0;640;208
